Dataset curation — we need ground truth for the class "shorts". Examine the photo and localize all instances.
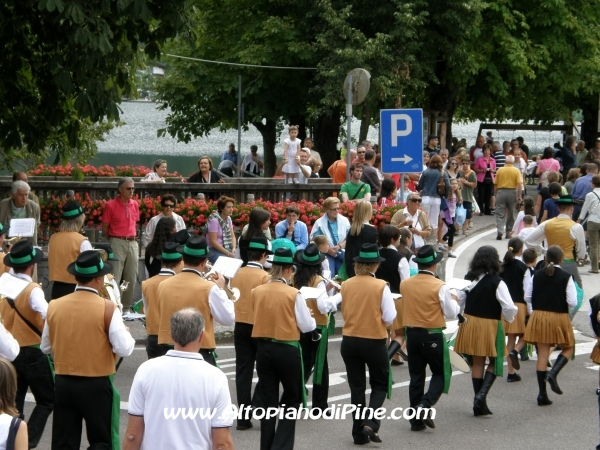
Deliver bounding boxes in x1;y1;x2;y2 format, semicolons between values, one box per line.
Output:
462;201;473;219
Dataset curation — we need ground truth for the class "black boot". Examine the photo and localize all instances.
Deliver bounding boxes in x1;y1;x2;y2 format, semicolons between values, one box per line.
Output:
473;371;496;416
472;378;484;416
388;340;401;360
536;371;552;406
546;354;569;395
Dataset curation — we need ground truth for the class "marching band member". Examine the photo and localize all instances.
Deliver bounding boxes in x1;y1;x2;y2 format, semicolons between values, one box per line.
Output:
0;241;53;448
41;250;135;449
230;236;271;431
400;245;460;431
48;200;92;299
292;243;336;413
157;235;235;366
588;293;600;450
252;248;316;450
524;245;576;406
94;243;124;311
336;243;395;445
454;245;517;416
141;242;184;359
500;237;531;382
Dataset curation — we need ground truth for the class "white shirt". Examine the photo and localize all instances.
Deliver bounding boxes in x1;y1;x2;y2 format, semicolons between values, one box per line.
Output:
241;154;263;174
40;287;135;357
456;274;518;322
140;172;164;183
13;273;47;319
181;269;235;327
403;210;425;248
524;214;586;259
142;213;187;247
128;350;233;450
473;148;484;160
142;269;176;313
328;274;397;327
524;265;577;315
0;413;14;450
298;164;312;184
0;324;19;361
580;188;600;224
386;245;410;281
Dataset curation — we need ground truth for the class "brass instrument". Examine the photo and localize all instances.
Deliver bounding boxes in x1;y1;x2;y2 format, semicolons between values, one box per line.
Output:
3;236;21;249
202;271;240;302
323;277;342;292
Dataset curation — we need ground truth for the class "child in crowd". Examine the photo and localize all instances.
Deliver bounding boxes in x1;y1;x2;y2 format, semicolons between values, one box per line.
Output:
526;155;538;185
378;179;398;207
457;157;477;235
519;215;545;256
540;182;561;223
397;227;418;275
312;235;332;278
523;248;538;269
439;178;462;258
282;125;301;184
395;177;415;203
512;196;536;235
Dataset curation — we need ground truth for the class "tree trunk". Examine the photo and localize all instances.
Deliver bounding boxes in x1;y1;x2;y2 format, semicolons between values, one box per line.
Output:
313;111;342;177
359;101;371;144
252;119;277;177
580;94;600;148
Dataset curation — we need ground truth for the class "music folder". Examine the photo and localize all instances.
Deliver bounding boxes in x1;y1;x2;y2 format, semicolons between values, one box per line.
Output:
0;273;31;300
211;256;243;279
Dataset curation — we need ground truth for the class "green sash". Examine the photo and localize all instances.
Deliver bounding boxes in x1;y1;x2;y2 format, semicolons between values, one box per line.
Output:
29;344;55;381
108;374;120;450
387;358;393;399
313;313;335;385
272;339;307;408
493;321;505;377
405;327;451;394
212;351;220;368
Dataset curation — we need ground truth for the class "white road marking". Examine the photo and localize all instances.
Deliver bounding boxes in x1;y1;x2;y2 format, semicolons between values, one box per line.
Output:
446;228;497;280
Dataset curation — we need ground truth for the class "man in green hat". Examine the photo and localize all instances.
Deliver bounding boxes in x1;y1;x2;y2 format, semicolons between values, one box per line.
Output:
42;250;135;450
0;240;53;448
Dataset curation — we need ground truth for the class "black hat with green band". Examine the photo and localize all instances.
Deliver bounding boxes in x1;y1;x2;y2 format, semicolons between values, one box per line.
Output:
353;243;386;263
0;223;8;237
555;195;575;205
170;229;190;246
414;244;443;266
62;201;84;219
3;240;44;268
94;243;119;261
176;235;213;259
67;250;113;278
294;243;325;266
248;236;273;255
272;248;294;265
156;242;183;261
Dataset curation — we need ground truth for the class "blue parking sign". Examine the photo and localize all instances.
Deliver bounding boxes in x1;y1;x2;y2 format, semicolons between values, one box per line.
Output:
380;109;423;174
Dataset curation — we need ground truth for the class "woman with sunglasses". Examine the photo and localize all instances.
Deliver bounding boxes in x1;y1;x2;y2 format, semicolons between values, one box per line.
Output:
141;194;187;248
445;157;460;180
390;193;432;252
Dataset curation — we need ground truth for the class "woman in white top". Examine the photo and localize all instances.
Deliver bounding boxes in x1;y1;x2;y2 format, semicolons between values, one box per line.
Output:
141;194;187;248
0;358;27;450
140;159;167;183
390;193;432;251
578;174;600;273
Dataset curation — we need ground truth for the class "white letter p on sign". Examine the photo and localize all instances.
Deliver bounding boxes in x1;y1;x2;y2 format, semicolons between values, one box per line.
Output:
391;114;412;146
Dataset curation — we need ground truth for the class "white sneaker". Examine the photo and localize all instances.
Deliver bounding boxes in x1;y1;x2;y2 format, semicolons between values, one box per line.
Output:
437;243;447;251
448;251;457;258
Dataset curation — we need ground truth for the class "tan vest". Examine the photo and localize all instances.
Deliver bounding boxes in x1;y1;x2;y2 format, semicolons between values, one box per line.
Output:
0;282;43;347
306;276;329;326
545;217;576;260
252;282;300;341
231;265;269;325
48;232;87;284
157;271;215;348
400;273;446;329
47;290;117;376
0;252;8;274
142;272;174;335
341;276;387;339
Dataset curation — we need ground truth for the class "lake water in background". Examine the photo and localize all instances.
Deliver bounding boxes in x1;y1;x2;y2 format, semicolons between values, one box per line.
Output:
79;101;572;176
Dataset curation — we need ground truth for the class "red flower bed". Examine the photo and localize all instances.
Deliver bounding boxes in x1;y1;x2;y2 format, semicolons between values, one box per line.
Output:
29;164;179;177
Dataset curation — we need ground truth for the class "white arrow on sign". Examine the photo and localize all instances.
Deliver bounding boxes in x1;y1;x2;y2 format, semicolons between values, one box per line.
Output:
390;155;413;164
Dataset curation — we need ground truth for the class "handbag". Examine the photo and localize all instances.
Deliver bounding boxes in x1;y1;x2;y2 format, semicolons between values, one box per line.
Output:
437;170;446;196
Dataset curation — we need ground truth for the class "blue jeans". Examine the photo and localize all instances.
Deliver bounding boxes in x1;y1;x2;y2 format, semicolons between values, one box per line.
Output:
208;248;230;264
326;253;344;277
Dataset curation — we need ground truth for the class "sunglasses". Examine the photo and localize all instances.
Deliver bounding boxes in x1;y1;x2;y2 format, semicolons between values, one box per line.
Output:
163;204;175;208
357;151;366;154
410;199;423;203
450;162;458;165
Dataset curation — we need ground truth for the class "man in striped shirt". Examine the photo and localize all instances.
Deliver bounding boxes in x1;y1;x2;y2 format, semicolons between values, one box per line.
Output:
492;141;507;169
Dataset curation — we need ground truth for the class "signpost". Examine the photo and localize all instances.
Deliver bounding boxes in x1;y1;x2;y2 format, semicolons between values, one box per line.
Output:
380;108;424;175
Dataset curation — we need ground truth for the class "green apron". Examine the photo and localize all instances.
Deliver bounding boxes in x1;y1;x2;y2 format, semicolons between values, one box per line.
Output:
30;344;55;381
108;374;120;450
405;327;451;394
272;339;307;408
463;320;506;377
312;313;335;385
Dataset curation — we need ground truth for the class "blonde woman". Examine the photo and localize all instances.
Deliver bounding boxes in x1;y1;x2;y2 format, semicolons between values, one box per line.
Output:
344;201;377;278
0;358;28;449
310;197;351;277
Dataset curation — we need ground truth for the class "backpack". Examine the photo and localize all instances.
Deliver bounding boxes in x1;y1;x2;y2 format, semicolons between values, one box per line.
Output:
437;170;446;196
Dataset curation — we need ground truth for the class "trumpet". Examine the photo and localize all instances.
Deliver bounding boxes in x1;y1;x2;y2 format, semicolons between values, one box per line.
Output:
323;277;342;292
202;271;240;302
3;236;21;249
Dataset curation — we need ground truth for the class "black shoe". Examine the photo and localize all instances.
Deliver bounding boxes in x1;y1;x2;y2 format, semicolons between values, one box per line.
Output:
507;373;521;382
474;371;496;416
415;404;435;429
546;354;569;395
236;421;253;431
496;233;503;240
353;438;370;445
391;359;404;366
536;370;552;405
363;426;382;443
508;350;521;370
519;347;529;361
537;393;553;406
410;422;427;432
398;348;409;361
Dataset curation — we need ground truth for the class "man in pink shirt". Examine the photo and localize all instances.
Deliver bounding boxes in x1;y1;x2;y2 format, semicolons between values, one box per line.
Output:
102;178;140;310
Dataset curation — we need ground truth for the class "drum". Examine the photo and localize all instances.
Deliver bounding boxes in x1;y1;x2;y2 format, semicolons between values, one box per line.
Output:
447;327;471;373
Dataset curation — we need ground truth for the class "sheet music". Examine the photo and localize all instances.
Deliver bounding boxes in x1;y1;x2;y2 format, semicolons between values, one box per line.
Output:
8;218;35;238
0;273;31;299
299;286;326;299
122;313;145;319
446;278;472;291
210;256;243;279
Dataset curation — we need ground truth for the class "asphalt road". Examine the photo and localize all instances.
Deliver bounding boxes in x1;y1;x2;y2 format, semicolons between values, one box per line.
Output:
25;201;600;449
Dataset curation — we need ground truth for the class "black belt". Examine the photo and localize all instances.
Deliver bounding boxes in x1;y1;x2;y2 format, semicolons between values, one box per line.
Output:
574;199;584;204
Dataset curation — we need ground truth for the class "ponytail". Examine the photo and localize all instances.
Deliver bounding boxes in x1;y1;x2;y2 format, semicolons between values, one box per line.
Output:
545;262;555;277
503;237;524;265
544;245;564;277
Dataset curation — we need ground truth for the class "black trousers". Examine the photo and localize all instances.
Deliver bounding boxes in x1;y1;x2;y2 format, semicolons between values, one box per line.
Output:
234;322;258;426
13;346;54;448
477;180;494;214
406;328;445;426
146;335;168;359
51;281;76;300
340;336;388;444
255;340;302;450
300;330;329;409
52;375;114;450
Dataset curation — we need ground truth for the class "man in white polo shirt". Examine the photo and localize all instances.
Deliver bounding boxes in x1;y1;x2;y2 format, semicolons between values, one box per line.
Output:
123;308;234;450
